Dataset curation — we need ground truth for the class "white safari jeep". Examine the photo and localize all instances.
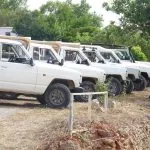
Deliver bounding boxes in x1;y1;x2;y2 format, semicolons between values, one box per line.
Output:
53;42;128;96
0;37;83;108
16;40;104;102
79;46;129;95
81;45;144;92
109;46;150;88
49;42;106;100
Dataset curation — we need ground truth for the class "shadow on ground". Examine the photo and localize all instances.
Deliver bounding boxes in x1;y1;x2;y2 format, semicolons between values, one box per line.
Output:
0;98;46;109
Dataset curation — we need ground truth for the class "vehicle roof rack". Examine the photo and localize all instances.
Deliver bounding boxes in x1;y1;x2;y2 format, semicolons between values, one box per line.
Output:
0;35;30;48
81;43;128;49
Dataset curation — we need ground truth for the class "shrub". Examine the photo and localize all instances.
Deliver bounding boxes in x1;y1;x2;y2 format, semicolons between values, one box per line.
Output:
131;46;148;61
95;81;108;92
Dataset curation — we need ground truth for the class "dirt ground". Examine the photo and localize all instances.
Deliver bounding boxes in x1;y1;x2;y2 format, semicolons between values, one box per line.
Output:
0;89;150;150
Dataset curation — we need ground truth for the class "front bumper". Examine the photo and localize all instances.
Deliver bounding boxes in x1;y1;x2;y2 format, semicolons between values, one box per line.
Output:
70;87;84;93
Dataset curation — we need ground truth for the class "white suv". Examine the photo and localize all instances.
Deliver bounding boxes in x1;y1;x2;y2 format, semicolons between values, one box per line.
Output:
109;46;150;88
28;41;106;101
56;44;127;96
81;45;144;92
0;37;83;108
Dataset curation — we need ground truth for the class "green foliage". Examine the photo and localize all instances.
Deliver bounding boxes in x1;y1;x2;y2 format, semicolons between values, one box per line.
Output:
131;46;148;61
0;0;27;9
13;0;102;42
0;0;150;61
103;0;150;35
95;81;108;92
0;0;27;26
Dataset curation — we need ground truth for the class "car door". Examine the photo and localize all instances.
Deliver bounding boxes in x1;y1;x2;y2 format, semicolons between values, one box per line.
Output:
0;43;37;94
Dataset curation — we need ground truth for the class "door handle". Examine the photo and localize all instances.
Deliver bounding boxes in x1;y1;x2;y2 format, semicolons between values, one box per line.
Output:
1;66;7;69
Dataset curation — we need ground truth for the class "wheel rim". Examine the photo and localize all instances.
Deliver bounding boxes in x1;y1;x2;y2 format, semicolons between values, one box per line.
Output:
108;81;119;96
49;89;65;106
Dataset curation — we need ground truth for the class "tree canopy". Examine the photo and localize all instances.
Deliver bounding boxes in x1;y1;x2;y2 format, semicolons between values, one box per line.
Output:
103;0;150;34
0;0;149;61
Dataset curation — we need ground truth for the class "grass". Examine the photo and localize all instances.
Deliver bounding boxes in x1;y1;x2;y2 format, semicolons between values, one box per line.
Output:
0;88;150;149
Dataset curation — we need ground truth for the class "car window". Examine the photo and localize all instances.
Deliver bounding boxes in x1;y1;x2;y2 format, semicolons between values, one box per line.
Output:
64;50;84;64
115;50;131;60
2;44;16;61
33;47;40;60
100;52;118;63
40;48;57;61
1;44;27;63
84;51;101;63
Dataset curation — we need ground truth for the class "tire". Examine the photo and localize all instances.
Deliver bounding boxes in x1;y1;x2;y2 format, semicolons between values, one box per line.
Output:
74;81;95;102
134;76;147;91
37;95;46;105
44;83;70;108
107;77;122;96
126;78;134;94
147;80;150;87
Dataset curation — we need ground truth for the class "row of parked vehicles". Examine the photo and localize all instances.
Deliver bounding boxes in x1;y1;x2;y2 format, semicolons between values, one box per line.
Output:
0;36;149;108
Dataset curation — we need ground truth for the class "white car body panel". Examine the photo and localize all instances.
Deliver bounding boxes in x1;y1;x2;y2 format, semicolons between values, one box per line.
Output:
59;46;106;83
91;62;127;81
136;61;150;66
81;45;140;80
121;61;150;78
0;39;82;95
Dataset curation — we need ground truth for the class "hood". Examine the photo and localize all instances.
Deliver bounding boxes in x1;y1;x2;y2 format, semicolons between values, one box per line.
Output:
34;61;82;86
91;62;127;81
136;61;150;66
64;62;106;82
35;61;81;74
121;61;150;77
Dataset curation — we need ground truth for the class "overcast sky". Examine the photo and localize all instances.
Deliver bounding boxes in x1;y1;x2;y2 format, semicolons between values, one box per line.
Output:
27;0;120;26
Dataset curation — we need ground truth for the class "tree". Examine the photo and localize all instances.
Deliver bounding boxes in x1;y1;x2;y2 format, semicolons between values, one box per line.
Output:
0;0;27;26
14;0;103;41
0;0;27;9
103;0;150;34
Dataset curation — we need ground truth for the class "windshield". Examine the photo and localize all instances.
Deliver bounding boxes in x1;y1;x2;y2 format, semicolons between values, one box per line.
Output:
1;43;29;62
83;51;104;63
100;51;118;63
64;49;86;64
33;47;59;64
115;50;131;61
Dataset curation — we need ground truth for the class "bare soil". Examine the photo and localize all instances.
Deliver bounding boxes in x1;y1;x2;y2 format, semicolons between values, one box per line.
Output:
0;89;150;150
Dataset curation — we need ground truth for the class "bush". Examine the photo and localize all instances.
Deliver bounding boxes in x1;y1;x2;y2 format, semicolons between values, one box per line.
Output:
95;81;108;92
131;46;148;61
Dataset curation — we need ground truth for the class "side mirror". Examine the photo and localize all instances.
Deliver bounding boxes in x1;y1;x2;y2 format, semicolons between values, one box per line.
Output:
29;58;34;66
59;59;64;66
